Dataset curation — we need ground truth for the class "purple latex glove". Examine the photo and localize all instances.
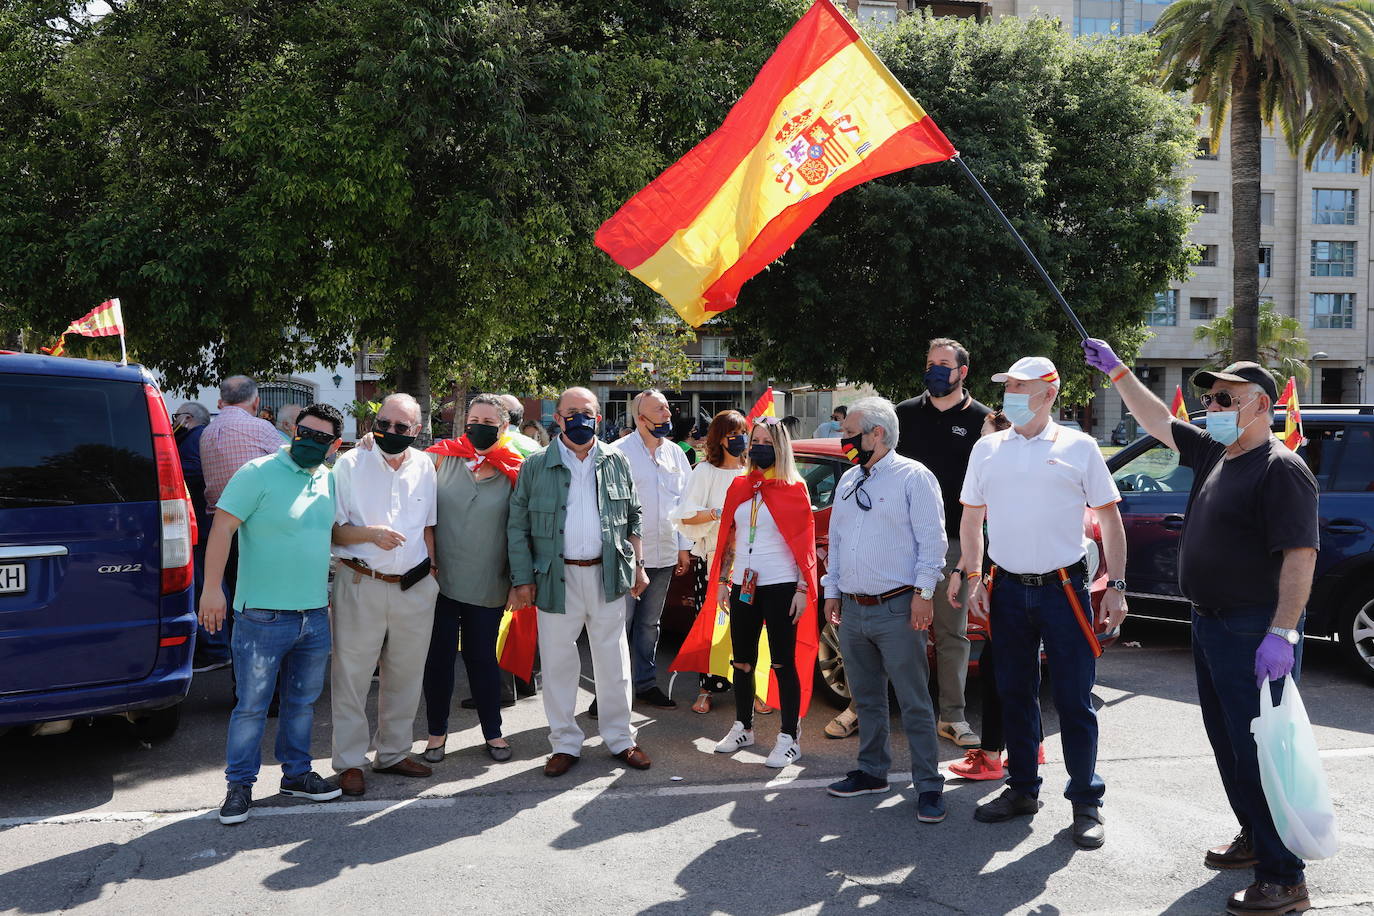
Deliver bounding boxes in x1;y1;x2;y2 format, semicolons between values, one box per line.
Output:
1254;633;1295;688
1082;338;1124;374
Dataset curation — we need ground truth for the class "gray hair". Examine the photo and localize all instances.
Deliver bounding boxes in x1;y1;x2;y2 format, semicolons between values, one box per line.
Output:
468;393;510;424
277;403;303;428
380;392;422;423
219;375;257;405
177;402;210;426
498;394;524;425
632;388;666;418
849;396;900;448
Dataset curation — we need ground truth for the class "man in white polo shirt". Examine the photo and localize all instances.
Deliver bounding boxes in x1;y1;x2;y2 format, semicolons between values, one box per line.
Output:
329;393;440;796
957;356;1128;849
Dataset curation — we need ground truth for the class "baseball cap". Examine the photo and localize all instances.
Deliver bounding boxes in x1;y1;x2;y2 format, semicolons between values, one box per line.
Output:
992;356;1060;384
1191;361;1278;403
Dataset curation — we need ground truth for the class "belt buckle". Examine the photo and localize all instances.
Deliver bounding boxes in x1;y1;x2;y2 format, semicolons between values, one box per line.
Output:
1023;573;1044;587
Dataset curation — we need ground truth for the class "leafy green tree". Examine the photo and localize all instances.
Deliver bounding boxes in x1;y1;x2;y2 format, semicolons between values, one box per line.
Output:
730;15;1197;406
1153;0;1374;364
1194;300;1311;384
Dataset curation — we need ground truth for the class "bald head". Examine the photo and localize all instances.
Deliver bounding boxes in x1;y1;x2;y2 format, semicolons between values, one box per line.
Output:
557;387;599;414
219;375;257;407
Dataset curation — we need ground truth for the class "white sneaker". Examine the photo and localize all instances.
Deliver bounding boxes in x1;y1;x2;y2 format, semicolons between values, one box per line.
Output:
765;733;801;768
937;720;981;748
714;721;755;754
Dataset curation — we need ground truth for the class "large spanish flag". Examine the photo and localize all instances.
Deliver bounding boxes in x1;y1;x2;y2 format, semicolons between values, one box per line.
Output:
595;0;956;326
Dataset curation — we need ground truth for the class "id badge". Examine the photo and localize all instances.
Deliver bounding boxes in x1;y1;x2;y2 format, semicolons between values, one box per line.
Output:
739;568;758;605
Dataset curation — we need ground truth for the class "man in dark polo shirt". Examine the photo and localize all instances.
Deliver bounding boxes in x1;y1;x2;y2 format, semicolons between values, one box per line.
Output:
895;337;993;749
1084;341;1319;916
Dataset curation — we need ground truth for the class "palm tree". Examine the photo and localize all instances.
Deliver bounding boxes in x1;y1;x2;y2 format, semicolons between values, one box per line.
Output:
1153;0;1374;363
1194;300;1311;384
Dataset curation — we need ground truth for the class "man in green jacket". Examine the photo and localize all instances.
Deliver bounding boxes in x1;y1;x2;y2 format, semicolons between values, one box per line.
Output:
509;386;653;776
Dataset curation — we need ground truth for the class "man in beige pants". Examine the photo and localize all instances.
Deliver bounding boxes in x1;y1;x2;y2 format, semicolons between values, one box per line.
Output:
330;393;439;796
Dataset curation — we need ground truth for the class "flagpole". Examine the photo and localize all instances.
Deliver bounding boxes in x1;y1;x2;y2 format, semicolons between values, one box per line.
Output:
118;331;128;366
951;154;1090;341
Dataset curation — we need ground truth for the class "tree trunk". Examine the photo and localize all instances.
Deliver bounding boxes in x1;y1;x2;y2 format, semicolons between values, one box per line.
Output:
413;331;432;447
1230;68;1262;364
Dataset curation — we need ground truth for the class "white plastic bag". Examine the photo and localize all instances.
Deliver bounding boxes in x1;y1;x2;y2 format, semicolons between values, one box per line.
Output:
1250;675;1339;860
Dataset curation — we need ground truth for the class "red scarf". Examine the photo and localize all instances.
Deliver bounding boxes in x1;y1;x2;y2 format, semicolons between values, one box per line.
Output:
696;470;820;714
427;435;524;485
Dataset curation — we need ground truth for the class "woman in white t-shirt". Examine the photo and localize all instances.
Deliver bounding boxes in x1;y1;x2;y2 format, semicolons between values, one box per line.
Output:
671;410;749;713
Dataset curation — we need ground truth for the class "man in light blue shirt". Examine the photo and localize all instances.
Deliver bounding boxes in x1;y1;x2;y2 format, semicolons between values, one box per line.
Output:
813;404;846;438
820;396;949;823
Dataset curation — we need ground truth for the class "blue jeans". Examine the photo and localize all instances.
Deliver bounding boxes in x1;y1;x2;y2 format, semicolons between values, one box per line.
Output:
839;594;944;792
1193;606;1305;885
626;565;675;693
991;575;1105;806
224;606;331;787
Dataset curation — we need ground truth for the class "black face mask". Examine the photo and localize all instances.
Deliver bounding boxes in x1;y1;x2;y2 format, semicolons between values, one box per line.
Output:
374;429;416;455
840;432;873;467
724;434;747;457
466;423;501;451
289;437;332;470
925;365;960;397
749;443;776;469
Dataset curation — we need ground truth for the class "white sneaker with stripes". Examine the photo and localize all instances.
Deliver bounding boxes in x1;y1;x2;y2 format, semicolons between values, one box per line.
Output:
714;721;755;754
765;733;801;768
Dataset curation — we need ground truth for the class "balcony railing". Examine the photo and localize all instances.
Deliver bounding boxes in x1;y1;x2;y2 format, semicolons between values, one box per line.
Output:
590;353;752;381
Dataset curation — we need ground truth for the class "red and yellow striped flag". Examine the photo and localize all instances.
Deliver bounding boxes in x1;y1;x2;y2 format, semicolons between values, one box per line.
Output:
495;605;538;682
42;299;125;357
745;386;777;422
1170;385;1189;421
594;0;956;326
1278;377;1304;450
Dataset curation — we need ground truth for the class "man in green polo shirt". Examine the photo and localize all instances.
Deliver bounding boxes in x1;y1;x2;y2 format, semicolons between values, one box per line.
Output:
198;402;345;825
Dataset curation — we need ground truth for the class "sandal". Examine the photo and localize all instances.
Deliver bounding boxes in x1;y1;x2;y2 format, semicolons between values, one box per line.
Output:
823;707;859;739
754;697;774;716
691;690;712;714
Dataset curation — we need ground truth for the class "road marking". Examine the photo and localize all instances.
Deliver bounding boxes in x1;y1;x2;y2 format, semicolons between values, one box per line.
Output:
3;745;1371;830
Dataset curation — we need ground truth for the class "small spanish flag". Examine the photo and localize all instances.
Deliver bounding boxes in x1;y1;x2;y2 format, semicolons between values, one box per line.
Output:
42;299;126;360
746;386;777;422
1170;385;1189;421
594;0;956;326
495;605;538;682
1278;377;1304;450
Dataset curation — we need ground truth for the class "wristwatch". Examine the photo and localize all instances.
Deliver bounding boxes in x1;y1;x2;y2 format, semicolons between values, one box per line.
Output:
1267;626;1300;645
1107;579;1127;593
917;586;935;600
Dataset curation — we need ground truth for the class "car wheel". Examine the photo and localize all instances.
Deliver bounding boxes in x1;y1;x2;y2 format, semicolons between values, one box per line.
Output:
1338;593;1374;683
130;704;181;742
814;620;850;710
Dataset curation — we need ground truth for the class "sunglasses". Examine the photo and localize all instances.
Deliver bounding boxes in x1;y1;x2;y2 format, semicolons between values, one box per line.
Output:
842;469;873;511
373;419;413;433
1199;391;1252;409
756;416;782;427
294;426;338;445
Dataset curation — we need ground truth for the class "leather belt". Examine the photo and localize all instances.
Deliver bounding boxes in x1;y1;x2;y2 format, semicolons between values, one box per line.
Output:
562;556;602;567
340;557;403;584
999;559;1087;588
844;585;914;606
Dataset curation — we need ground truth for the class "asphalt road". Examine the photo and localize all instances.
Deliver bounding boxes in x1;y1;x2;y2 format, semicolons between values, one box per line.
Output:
1;616;1371;916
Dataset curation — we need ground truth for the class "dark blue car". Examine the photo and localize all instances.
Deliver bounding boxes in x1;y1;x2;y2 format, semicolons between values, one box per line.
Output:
1107;407;1374;682
0;352;197;739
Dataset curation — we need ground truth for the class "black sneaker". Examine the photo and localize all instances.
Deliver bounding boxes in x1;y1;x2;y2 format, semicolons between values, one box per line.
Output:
974;787;1042;823
218;783;252;825
280;771;343;801
192;654;232;674
636;686;678;709
827;770;891;798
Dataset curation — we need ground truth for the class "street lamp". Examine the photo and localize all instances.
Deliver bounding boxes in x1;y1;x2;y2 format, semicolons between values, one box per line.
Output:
332;372;343;388
1309;352;1328;404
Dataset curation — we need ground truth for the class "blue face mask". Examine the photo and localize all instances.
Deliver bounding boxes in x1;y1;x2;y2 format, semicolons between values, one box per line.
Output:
1002;392;1038;428
924;365;959;398
1208;398;1256;445
645;419;672;438
561;412;598;445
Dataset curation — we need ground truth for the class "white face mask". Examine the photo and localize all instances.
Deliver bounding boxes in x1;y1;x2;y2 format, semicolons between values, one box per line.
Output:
1209;395;1259;445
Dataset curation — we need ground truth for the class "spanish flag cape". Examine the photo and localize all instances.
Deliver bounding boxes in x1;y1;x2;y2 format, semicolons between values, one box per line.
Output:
426;431;537;680
670;470;820;714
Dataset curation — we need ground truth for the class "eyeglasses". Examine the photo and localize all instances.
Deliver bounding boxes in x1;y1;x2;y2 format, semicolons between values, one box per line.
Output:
294;426;338;445
1199;391;1252;409
373;419;413;433
842;469;873;511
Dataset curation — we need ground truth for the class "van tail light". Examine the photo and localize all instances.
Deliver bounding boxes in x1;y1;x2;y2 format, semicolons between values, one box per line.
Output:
144;384;194;595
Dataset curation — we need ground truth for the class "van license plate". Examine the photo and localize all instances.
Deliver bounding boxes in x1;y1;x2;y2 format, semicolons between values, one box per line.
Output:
0;563;25;595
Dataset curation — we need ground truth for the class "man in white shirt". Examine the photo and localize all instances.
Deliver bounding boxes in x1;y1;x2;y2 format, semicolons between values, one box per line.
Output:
329;393;439;796
613;389;692;712
957;357;1128;849
821;397;950;824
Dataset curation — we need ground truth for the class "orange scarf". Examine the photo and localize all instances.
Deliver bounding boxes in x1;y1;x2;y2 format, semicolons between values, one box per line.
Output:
427;435;524;485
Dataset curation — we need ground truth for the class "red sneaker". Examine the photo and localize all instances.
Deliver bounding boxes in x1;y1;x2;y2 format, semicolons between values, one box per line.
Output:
1004;744;1047;770
949;748;1005;781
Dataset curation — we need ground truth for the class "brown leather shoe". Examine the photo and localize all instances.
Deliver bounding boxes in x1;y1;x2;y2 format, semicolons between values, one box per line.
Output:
1226;881;1310;914
372;757;433;778
613;745;652;770
544;752;580;777
1206;829;1259;870
337;767;365;797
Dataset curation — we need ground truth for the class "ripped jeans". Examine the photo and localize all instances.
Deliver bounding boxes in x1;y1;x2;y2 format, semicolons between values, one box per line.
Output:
224;607;331;787
729;582;801;736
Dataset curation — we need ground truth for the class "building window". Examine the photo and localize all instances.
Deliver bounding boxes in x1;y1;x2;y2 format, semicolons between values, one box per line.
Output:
1258;245;1272;278
1195;138;1218;160
1313;145;1358;174
1313;188;1357;225
1189;297;1218;320
1197;244;1219;266
857;0;899;26
1191;190;1219;213
1149;290;1178;326
1312;292;1355;329
1074;0;1124;35
1310;240;1356;277
1260;138;1274;174
1260;192;1275;225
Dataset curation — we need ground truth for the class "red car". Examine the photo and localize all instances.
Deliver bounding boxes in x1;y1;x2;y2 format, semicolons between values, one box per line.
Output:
664;439;1114;709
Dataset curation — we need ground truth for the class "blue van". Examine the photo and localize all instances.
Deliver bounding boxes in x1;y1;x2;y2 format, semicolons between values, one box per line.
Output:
0;352;197;739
